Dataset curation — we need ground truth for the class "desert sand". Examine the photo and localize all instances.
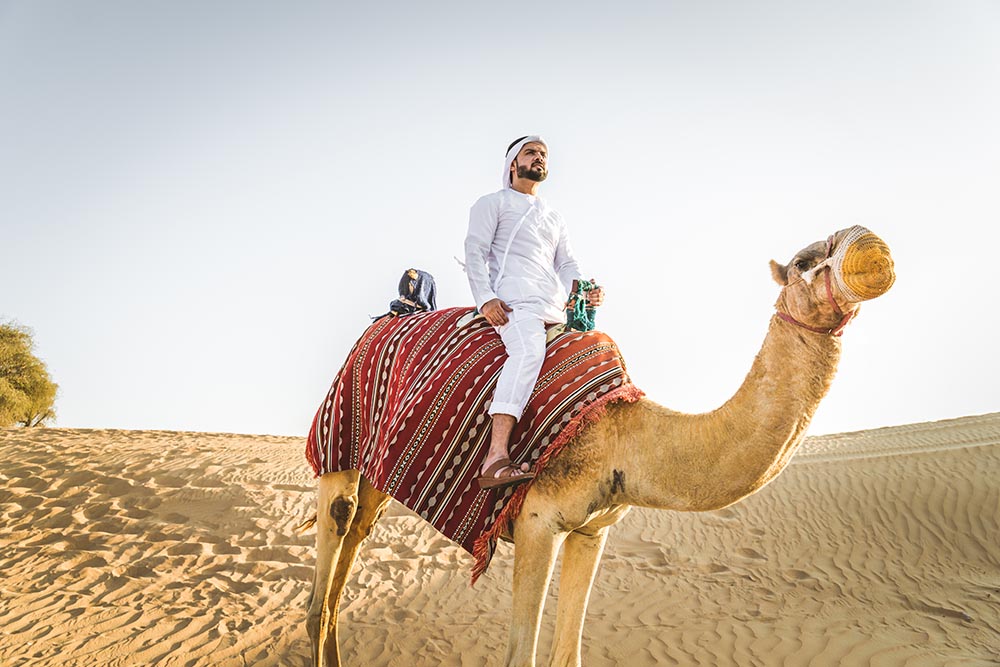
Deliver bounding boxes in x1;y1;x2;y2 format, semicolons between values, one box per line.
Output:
1;414;998;666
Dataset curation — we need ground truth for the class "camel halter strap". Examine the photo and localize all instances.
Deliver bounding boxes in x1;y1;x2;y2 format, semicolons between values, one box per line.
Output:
775;234;857;337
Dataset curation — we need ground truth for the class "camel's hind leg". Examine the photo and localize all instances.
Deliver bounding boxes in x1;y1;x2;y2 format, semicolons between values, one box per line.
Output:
307;471;390;667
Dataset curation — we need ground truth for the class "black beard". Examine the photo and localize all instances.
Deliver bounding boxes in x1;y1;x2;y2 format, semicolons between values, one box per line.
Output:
516;164;547;182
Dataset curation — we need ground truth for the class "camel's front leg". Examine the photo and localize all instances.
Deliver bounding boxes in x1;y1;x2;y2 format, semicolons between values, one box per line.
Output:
506;495;567;667
548;528;610;667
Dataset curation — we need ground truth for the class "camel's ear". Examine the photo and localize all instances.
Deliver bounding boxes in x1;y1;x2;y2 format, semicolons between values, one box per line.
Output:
770;259;788;286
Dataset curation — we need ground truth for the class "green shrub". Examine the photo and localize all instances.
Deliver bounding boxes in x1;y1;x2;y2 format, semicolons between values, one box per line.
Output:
0;323;58;427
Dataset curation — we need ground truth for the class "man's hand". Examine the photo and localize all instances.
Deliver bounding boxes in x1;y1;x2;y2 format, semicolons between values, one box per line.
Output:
481;298;513;326
585;281;605;307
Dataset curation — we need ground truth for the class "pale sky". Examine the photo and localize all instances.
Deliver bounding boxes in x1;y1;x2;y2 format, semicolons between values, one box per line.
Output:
2;1;998;437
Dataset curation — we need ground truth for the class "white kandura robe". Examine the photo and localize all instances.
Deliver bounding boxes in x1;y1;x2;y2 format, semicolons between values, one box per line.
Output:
464;188;583;419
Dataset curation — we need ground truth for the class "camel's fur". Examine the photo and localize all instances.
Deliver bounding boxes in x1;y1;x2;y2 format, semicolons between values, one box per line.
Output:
307;228;893;666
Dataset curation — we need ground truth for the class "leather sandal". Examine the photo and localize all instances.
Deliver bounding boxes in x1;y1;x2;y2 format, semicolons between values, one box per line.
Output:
477;457;535;490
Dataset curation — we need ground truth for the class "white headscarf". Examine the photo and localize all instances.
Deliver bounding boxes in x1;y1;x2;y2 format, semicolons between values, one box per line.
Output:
502;135;546;189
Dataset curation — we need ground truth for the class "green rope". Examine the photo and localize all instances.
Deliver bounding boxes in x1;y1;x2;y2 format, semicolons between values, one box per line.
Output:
566;279;598;332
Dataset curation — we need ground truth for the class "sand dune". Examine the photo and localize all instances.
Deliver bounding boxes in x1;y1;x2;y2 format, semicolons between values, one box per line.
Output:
1;415;998;666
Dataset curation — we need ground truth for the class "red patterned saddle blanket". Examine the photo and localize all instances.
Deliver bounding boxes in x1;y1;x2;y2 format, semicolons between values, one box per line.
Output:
305;306;643;581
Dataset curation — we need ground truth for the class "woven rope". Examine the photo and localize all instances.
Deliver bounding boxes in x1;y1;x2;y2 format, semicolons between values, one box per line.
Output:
566;279;597;332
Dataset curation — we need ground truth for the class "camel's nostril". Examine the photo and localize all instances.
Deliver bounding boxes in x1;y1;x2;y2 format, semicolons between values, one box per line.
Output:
841;233;895;301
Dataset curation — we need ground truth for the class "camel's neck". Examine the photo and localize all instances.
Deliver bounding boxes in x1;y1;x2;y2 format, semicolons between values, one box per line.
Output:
619;314;841;511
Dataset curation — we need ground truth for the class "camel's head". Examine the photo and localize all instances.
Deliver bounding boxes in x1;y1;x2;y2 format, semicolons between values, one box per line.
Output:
770;226;895;336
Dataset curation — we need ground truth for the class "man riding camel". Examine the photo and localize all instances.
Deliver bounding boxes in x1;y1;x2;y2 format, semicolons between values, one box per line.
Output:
464;135;604;490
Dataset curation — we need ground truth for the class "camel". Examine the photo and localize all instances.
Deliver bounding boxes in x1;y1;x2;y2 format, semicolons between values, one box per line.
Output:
305;225;895;667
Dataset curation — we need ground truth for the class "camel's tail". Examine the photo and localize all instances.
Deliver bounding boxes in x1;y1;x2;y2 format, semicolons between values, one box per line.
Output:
296;513;317;533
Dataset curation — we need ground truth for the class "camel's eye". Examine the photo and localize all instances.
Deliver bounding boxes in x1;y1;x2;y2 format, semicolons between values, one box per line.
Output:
794;258;812;272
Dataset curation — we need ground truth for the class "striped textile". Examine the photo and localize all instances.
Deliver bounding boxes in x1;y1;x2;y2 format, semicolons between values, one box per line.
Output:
305;306;643;581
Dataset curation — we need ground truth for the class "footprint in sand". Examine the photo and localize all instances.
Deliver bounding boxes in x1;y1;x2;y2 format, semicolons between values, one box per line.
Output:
10;475;48;491
152;475;188;489
122;495;161;510
123;563;157;578
190;475;226;488
44;494;86;509
91;519;127;534
696;562;731;575
42;511;74;529
94;476;137;497
58;470;99;488
16;494;45;510
82;502;112;520
7;464;43;479
167;542;203;556
212;542;242;555
147;530;186;543
77;555;109;569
